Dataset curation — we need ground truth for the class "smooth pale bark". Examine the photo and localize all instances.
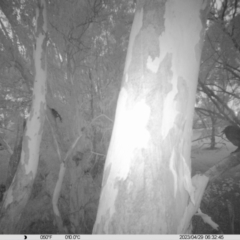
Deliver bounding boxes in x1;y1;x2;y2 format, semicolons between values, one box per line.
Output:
0;0;47;233
52;134;81;233
93;0;209;234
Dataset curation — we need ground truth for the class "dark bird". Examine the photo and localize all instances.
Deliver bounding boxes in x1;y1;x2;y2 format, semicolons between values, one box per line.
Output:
47;106;62;122
222;125;240;154
50;108;62;122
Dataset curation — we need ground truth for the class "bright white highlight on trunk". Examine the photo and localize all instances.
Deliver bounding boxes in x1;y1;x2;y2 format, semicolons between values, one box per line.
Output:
111;88;151;180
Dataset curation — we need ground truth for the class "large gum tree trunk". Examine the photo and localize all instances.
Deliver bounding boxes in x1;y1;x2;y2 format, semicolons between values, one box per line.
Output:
0;0;48;233
93;0;210;234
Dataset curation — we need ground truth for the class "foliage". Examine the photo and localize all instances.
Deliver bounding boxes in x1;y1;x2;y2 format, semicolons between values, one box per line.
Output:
196;0;240;136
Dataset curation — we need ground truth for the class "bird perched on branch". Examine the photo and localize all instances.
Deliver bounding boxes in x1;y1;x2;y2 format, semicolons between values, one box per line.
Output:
222;125;240;154
47;105;62;122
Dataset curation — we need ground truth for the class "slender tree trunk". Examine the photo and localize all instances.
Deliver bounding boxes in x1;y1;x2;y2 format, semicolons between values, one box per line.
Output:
5;115;25;189
210;116;216;149
0;0;48;233
93;0;210;234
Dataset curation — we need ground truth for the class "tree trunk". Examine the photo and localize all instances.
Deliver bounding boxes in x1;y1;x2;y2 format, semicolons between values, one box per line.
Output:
210;116;216;149
0;0;48;233
93;0;210;234
5;116;25;189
